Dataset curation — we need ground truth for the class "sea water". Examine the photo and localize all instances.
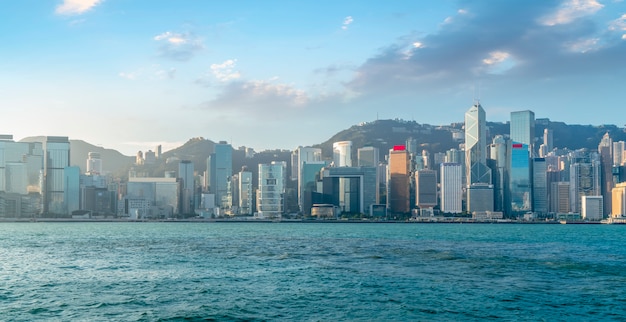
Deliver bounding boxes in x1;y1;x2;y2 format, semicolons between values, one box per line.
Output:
1;222;625;321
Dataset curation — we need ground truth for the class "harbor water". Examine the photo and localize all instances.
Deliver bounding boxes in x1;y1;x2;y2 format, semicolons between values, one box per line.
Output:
1;222;625;321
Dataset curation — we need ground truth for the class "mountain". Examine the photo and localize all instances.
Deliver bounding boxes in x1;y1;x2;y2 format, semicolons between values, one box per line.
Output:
19;136;135;175
18;119;626;181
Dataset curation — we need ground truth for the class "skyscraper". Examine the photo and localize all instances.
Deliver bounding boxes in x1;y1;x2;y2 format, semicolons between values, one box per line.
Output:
86;152;102;175
599;132;613;217
532;158;548;214
415;169;437;208
358;146;379;167
44;136;70;216
387;145;410;213
465;102;491;186
507;142;532;216
179;160;195;214
257;161;286;219
510;110;536;153
333;141;352;167
238;168;253;215
440;163;463;214
208;141;233;210
296;147;322;211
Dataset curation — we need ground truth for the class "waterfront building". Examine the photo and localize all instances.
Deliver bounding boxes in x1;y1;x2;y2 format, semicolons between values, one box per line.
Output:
44;136;70;216
465;102;491;186
611;182;626;217
510;110;535;155
599;133;614;217
320;166;378;215
64;166;80;215
296;147;322;211
178;160;195;214
125;177;179;218
387;146;411;214
532;158;548;214
208;141;233;210
581;195;603;221
415;169;437;209
467;183;494;213
489;135;507;212
440;163;463;214
507;142;532;216
238;168;253;215
569;154;601;214
551;181;571;213
257;161;286;219
86;152;102;175
300;161;327;215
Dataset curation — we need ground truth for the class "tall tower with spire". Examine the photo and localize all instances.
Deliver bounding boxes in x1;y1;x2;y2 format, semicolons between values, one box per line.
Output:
599;132;613;217
465;101;491;186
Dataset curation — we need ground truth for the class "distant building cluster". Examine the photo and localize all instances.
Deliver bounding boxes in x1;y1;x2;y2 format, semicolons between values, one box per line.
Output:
2;104;626;221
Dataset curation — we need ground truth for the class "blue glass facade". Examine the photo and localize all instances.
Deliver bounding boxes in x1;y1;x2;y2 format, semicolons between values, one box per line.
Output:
508;142;532;216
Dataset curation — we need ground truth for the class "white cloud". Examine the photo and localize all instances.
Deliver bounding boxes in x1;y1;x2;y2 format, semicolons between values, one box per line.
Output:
540;0;603;26
483;51;510;65
566;37;601;52
609;14;626;39
210;59;241;82
55;0;103;15
342;16;354;30
154;31;204;61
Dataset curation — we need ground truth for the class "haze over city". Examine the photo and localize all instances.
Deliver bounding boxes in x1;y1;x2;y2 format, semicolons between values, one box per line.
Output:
1;0;625;155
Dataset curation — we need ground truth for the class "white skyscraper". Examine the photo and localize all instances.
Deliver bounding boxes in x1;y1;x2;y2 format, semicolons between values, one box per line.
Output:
257;161;286;219
440;163;463;214
465;102;491;186
333;141;352;167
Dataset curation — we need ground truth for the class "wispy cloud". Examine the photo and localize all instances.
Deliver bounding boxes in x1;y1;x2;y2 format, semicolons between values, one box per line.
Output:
342;16;354;30
55;0;103;15
539;0;603;26
210;59;241;82
154;31;204;61
200;79;309;119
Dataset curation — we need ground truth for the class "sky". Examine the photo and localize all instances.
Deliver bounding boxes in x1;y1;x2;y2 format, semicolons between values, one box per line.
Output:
1;0;626;155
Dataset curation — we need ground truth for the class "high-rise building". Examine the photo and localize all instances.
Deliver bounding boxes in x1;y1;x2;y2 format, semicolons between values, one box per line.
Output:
532;158;548;214
614;141;625;166
467;183;494;213
489;135;507;212
333;141;352;167
238;168;253;215
387;146;410;213
611;182;626;217
208;141;233;210
415;169;437;208
465;102;491;186
510;110;535;153
358;146;379;167
581;196;603;221
296;147;322;211
440;163;463;214
599;133;613;217
569;154;601;214
257;161;286;219
179;160;195;214
64;166;80;215
543;128;553;153
507;142;532;216
44;136;70;216
551;181;570;213
86;152;102;175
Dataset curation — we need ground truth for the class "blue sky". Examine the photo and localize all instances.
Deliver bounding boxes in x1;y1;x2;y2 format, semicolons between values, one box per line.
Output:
1;0;625;155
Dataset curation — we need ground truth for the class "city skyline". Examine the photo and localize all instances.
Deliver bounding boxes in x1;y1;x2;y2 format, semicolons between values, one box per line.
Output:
2;0;626;156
